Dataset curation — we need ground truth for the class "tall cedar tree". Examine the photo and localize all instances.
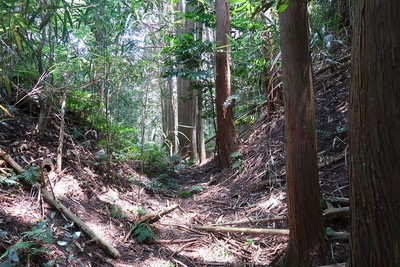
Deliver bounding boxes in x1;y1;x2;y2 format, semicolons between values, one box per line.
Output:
215;0;238;168
348;0;400;265
177;0;198;160
279;0;326;265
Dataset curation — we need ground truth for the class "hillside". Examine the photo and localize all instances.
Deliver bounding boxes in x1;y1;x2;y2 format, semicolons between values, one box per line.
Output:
0;47;350;267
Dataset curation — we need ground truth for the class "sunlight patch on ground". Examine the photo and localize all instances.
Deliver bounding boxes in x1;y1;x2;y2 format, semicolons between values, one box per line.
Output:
52;174;85;199
193;243;234;263
121;258;173;267
257;190;285;213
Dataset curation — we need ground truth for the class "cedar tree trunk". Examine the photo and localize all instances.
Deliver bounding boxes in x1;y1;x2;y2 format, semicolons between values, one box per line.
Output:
279;0;326;265
348;0;400;265
215;0;238;168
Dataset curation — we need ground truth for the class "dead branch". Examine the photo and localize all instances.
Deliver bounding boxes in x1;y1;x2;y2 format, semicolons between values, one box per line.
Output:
327;230;349;241
325;197;349;206
323;207;349;218
0;147;24;173
124;204;179;242
0;149;120;258
203;205;348;230
193;225;289;236
209;216;287;227
41;189;120;258
140;204;179;223
152;238;197;244
314;54;351;76
318;153;346;169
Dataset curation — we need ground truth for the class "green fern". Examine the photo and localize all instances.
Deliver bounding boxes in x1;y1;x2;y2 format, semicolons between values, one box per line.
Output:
132;222;158;244
0;241;35;263
17;167;40;184
0;175;20;186
22;220;52;243
109;204;126;220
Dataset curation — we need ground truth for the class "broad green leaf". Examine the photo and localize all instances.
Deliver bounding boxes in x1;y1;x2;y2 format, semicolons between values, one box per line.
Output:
277;0;289;12
230;0;246;4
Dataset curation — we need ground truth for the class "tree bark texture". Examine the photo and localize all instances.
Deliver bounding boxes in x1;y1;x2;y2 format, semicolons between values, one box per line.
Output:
215;0;238;168
279;0;326;265
348;0;400;266
177;0;198;160
161;79;176;156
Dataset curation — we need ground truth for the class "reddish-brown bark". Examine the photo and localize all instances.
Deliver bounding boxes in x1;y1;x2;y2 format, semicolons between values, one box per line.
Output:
215;0;238;168
279;0;326;265
348;0;400;265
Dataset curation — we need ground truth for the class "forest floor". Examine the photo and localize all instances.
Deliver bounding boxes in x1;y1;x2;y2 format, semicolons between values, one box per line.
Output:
0;47;350;267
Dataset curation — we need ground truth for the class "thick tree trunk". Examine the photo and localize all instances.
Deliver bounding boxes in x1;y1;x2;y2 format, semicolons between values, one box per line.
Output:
348;1;400;266
279;0;326;265
215;0;238;168
161;79;176;156
177;0;198;160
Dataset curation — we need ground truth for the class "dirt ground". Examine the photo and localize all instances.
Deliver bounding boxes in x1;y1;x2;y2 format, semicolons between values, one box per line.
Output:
0;46;350;267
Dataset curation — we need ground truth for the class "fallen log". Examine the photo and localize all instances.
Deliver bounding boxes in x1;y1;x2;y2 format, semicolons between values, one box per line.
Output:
41;188;120;258
0;148;121;258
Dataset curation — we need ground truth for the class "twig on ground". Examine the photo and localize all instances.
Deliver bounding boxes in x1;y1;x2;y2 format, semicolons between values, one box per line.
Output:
193;225;289;235
153;238;197;244
209;216;288;227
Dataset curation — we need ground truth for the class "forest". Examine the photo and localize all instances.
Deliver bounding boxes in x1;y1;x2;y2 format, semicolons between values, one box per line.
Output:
0;0;399;266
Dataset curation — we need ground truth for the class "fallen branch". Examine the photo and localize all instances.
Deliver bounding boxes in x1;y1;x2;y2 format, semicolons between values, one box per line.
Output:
0;149;120;258
124;204;179;242
0;147;23;173
323;207;349;218
209;216;287;227
139;204;179;223
325;197;349;206
193;225;289;236
41;189;120;258
152;238;197;244
318;153;346;169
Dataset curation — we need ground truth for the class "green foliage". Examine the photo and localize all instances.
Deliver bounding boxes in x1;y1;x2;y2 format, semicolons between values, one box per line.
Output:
137;207;147;216
179;185;203;198
150;174;180;191
0;241;36;264
0;217;55;266
231;150;243;173
0;175;20;186
130;177;145;188
132;222;158;244
22;220;53;243
109;204;126;220
16;167;40;185
244;238;254;245
308;0;349;58
140;144;169;174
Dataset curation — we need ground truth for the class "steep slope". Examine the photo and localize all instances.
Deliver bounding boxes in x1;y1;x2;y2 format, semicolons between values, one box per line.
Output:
0;46;351;267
